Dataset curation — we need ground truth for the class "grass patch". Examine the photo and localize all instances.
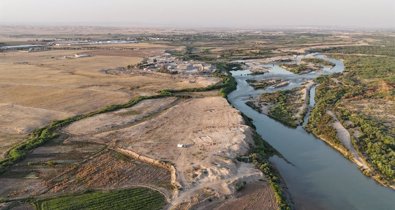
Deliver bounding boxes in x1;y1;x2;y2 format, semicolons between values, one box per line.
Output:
116;110;141;116
34;188;166;210
280;63;309;74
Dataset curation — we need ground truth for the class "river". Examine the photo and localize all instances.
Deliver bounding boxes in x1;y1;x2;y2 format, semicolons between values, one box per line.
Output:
228;55;395;210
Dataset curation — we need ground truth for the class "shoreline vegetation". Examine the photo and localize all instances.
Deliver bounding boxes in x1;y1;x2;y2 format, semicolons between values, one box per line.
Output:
301;57;335;68
307;52;395;189
240;114;292;210
246;90;298;128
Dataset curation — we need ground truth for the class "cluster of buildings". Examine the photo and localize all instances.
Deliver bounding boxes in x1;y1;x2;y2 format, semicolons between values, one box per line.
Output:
0;38;138;52
0;44;48;52
53;39;138;46
139;53;216;75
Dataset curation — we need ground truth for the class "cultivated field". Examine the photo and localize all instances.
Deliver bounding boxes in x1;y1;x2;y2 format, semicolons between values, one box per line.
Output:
34;188;166;210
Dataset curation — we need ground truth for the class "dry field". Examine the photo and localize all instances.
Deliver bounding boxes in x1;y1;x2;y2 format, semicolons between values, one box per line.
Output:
65;97;179;135
0;43;218;158
0;98;179;201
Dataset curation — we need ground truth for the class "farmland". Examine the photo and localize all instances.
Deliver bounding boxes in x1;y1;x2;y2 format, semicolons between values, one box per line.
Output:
35;188;166;210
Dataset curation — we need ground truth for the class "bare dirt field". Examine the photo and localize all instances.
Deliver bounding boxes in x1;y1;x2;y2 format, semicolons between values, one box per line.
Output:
213;180;277;210
65;97;179;135
63;96;274;208
0;103;70;158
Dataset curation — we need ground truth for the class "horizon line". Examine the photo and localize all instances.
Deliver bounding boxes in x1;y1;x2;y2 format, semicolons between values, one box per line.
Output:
1;23;395;31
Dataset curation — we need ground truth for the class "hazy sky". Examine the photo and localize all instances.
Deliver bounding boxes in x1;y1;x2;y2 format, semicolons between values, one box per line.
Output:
1;0;394;28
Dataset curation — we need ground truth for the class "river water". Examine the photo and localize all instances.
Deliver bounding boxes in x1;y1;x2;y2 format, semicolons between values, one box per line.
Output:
228;55;395;210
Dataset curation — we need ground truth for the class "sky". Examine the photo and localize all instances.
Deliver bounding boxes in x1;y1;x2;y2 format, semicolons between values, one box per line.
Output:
1;0;394;28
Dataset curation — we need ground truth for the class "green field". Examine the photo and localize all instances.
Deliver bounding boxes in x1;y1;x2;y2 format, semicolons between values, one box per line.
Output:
34;188;166;210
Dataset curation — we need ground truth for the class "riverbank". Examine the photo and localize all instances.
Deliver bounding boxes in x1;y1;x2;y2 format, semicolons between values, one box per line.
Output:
240;114;293;210
228;53;395;210
307;58;395;189
308;114;395;190
219;65;291;210
307;122;395;190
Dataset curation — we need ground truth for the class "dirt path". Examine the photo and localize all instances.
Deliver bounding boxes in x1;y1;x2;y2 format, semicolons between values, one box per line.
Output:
327;110;369;169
